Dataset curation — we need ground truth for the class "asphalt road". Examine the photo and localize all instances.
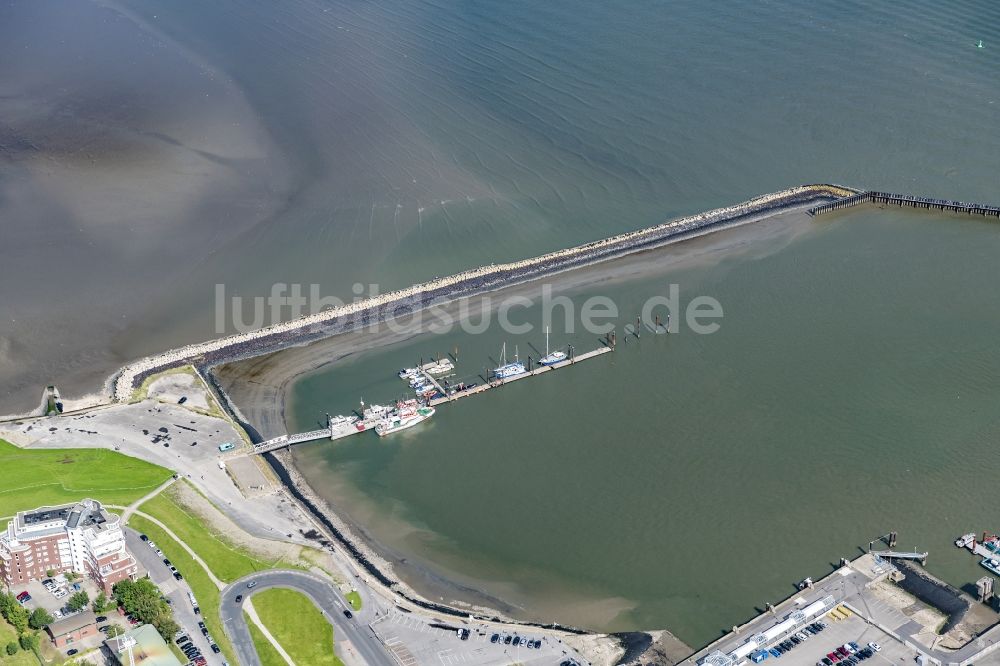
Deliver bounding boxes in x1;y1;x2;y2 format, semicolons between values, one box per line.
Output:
219;569;396;666
125;528;226;666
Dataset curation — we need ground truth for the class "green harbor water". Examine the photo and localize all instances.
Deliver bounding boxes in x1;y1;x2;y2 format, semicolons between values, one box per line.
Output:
290;208;1000;646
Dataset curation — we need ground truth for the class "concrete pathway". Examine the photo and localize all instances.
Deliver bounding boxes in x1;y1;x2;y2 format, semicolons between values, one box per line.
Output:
244;598;296;666
122;476;176;522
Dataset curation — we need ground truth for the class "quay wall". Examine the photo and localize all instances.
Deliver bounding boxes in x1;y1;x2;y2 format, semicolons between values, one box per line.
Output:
111;183;857;401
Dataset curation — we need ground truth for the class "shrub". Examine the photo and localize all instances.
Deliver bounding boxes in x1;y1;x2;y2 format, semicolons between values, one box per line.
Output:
5;641;18;656
18;633;38;652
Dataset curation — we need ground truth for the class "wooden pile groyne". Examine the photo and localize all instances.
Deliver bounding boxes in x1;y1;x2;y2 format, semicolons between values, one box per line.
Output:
810;191;1000;218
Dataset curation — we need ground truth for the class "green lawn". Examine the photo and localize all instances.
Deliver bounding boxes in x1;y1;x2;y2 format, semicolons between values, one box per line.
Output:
126;516;238;665
0;439;172;516
345;591;362;611
252;589;343;666
0;619;35;666
245;616;286;666
138;488;287;582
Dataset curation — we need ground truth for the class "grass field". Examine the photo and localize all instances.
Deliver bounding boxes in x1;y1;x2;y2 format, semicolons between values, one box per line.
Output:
0;618;36;666
252;589;344;666
345;590;362;611
245;616;286;666
0;439;173;516
126;516;238;665
138;488;291;582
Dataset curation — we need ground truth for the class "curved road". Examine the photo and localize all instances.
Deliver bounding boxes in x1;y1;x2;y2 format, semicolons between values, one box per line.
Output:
219;569;395;666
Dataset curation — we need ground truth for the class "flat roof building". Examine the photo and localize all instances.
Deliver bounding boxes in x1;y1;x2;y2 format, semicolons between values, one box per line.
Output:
0;498;138;594
105;625;183;666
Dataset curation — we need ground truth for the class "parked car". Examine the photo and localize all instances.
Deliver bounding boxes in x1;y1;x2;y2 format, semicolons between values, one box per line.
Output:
67;649;78;656
867;643;880;652
211;644;221;654
147;540;156;548
490;634;499;643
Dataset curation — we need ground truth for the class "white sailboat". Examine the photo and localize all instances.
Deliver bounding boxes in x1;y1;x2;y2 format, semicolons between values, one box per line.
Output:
539;327;567;366
493;342;527;379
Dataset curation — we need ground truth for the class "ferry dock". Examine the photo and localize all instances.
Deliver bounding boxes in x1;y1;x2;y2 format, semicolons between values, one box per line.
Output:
689;532;1000;666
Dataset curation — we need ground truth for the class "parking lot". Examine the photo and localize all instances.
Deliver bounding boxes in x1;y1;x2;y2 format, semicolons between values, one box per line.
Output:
373;609;580;666
755;613;915;666
12;575;122;658
17;575;104;620
125;527;226;666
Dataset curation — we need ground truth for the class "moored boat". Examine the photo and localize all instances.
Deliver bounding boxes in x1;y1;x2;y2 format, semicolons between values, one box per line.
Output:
956;533;976;548
356;401;391;431
425;358;455;375
328;414;359;428
981;557;1000;576
539;327;567;366
375;400;435;436
492;342;526;380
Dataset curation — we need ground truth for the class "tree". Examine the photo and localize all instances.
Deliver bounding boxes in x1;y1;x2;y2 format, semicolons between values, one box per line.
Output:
28;608;53;630
105;625;124;638
113;579;178;641
93;592;111;613
45;569;56;578
5;641;17;656
153;616;180;641
0;595;30;635
18;633;38;652
67;591;90;612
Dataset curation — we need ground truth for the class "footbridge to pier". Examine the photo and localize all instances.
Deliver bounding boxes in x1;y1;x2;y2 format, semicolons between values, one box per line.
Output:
870;550;929;564
252;418;358;454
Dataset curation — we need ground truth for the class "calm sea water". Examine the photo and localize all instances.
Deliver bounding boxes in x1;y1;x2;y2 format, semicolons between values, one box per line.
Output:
290;209;1000;644
4;0;1000;646
2;0;998;411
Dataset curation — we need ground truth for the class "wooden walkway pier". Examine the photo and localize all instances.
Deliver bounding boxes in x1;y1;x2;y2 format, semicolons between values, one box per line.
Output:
427;345;613;407
810;191;1000;218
